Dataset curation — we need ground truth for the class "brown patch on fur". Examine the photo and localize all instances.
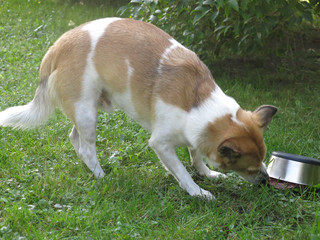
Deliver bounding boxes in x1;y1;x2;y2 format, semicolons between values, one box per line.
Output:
41;18;217;124
40;26;91;121
236;109;266;158
94;18;216;121
198;109;266;171
94;19;172;120
157;46;216;111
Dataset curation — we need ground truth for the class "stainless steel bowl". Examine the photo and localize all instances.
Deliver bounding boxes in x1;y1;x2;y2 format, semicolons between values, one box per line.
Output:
267;151;320;186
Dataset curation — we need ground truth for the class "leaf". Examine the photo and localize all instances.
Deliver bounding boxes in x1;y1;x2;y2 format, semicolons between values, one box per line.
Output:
214;25;226;33
149;15;158;22
234;21;240;35
211;11;219;23
241;0;249;11
203;0;214;5
216;0;224;8
223;25;231;34
130;0;142;3
183;29;191;36
117;6;129;16
238;34;249;46
194;5;204;12
256;32;263;46
193;8;211;25
132;6;142;17
193;14;202;25
228;0;239;12
302;10;313;24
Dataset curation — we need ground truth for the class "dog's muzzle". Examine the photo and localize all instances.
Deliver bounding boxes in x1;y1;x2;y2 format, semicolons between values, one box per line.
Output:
258;170;269;185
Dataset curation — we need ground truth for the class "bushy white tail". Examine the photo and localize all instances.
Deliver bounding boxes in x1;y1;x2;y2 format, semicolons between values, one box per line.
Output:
0;75;56;130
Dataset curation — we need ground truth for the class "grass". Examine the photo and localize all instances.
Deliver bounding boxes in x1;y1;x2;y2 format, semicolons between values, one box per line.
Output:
0;0;320;239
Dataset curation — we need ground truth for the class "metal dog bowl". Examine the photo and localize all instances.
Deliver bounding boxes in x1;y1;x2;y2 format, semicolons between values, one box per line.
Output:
267;151;320;186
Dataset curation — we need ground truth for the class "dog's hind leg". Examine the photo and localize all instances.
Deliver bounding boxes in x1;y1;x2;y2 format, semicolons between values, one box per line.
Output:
71;102;105;178
67;90;113;177
188;148;226;179
69;126;80;155
61;86;105;178
69;90;113;161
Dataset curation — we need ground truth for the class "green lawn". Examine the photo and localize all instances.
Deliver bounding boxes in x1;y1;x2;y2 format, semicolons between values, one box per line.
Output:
1;0;320;239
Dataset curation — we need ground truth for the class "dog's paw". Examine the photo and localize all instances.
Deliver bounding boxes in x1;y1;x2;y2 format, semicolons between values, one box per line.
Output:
93;168;105;178
197;188;215;201
186;186;215;200
207;170;227;180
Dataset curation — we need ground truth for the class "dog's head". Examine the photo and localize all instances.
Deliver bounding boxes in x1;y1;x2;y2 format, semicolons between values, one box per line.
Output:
199;105;277;184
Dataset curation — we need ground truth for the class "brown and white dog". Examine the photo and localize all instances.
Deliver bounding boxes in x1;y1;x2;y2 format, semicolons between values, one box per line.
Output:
0;18;277;199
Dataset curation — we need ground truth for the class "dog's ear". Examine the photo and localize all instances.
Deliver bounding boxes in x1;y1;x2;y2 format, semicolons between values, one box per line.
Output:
218;141;241;165
253;105;277;130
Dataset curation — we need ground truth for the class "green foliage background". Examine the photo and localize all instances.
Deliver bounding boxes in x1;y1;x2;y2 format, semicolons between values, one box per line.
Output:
120;0;319;64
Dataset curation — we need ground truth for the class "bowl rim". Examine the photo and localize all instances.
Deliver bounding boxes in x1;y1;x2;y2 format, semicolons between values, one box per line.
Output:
271;151;320;166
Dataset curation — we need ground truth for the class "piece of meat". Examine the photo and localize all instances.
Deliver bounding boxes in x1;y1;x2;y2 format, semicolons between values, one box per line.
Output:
269;177;300;190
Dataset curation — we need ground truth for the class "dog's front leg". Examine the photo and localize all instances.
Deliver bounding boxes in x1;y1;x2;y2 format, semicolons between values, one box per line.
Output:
188;148;226;179
149;137;214;200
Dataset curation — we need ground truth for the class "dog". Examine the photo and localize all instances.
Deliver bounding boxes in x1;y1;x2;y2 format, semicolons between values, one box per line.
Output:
0;18;277;199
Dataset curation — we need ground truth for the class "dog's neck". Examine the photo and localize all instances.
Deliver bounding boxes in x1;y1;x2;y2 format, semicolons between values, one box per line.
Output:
184;85;240;150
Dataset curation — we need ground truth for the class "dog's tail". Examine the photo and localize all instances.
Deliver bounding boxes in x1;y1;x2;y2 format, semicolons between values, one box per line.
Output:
0;51;58;130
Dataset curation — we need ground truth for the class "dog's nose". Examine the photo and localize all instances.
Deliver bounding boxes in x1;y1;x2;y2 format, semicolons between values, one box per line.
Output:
259;178;269;185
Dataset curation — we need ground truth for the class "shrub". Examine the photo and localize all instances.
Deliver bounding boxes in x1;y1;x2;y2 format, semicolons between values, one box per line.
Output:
119;0;318;63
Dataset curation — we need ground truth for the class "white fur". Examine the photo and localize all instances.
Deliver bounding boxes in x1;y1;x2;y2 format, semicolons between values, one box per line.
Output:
147;96;234;199
149;98;214;199
157;38;187;74
70;18;122;178
106;59;151;131
152;98;188;146
185;86;241;148
82;18;121;49
0;70;57;129
77;17;122;112
80;17;122;102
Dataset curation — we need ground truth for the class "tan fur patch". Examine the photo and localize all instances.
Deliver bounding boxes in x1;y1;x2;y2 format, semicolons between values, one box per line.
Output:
157;45;216;111
94;19;172;120
40;26;91;121
94;19;216;119
198;109;266;170
41;18;218;123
